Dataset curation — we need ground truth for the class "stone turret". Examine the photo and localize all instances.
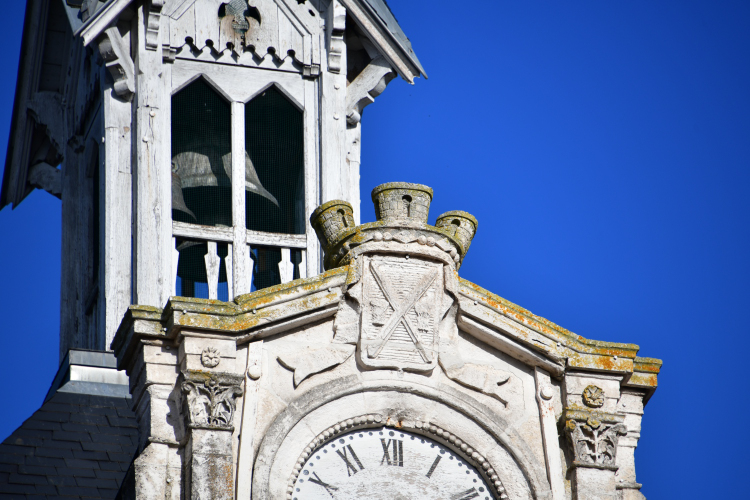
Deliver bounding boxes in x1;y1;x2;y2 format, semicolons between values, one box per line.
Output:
310;182;478;270
371;182;433;223
310;200;357;257
435;210;479;254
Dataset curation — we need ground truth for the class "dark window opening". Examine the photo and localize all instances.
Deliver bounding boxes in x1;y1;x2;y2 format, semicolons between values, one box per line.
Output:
174;239;230;301
249;247;304;291
171;78;233;228
244;86;305;235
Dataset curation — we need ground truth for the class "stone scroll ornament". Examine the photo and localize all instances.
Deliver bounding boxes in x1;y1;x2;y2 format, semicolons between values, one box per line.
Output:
181;377;243;429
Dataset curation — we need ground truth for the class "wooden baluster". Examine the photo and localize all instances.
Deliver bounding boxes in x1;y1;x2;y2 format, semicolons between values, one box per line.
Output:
172;237;179;296
278;247;294;284
299;249;307;279
226;243;234;301
205;241;221;300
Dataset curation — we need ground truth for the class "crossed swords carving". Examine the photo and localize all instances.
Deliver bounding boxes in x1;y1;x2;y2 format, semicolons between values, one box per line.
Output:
367;262;437;363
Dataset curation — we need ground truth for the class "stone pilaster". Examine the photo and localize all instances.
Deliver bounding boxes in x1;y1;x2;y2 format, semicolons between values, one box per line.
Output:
122;316;182;500
180;335;243;500
615;389;647;500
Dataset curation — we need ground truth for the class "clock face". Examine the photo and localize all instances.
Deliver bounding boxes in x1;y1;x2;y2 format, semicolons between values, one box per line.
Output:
292;427;494;499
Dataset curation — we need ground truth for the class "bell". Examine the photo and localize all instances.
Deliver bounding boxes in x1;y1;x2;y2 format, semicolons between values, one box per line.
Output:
172;139;279;207
171;170;197;222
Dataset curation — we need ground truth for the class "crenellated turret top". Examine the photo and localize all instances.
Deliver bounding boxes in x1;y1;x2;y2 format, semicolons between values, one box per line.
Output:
311;182;479;271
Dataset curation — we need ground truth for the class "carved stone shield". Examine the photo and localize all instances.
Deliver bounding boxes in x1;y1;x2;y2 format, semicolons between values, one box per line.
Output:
359;254;442;372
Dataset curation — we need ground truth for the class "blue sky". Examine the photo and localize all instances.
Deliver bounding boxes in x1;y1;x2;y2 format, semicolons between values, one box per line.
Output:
1;1;749;498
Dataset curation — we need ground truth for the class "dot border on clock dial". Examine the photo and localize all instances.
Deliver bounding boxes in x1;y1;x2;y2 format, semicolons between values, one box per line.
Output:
286;414;510;500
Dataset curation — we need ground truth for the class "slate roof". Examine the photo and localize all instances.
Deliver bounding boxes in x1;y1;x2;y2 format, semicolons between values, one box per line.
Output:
0;391;137;499
362;0;427;77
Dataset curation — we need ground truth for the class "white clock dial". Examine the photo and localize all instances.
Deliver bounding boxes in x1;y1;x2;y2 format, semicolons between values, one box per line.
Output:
292;427;495;499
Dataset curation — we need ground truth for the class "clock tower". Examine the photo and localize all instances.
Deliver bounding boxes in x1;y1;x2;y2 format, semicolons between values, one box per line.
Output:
113;182;661;499
0;1;661;499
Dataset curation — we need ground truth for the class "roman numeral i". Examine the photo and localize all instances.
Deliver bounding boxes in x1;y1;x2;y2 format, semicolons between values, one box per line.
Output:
380;438;403;466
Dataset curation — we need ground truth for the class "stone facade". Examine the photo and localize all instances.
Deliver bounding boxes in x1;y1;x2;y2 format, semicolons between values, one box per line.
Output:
112;183;661;499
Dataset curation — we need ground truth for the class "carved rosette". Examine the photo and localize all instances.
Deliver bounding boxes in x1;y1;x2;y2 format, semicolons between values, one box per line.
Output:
181;376;243;430
200;347;221;368
563;409;627;469
582;384;605;408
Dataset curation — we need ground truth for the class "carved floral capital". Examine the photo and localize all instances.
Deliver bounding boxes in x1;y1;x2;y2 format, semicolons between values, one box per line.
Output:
563;409;627;469
181;376;243;430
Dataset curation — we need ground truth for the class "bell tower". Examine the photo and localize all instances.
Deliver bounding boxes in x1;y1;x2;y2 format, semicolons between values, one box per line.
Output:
1;0;426;358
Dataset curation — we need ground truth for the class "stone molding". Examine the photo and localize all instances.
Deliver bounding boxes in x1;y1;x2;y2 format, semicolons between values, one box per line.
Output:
563;409;627;470
250;375;552;499
109;180;663;500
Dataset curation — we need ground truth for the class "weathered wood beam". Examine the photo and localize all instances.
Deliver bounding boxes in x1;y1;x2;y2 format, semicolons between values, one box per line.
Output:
345;56;396;125
77;0;135;47
27;162;62;199
339;0;421;83
96;26;135;101
2;0;50;209
27;92;65;153
132;2;172;308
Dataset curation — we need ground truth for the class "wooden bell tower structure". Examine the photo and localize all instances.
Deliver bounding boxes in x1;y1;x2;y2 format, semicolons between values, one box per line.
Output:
1;0;426;358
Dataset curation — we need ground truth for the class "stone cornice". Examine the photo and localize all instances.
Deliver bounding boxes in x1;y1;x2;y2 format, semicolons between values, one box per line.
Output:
111;268;348;371
457;277;661;392
112;248;660;394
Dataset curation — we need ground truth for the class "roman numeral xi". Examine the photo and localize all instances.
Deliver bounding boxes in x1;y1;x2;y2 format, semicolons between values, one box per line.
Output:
336;444;365;476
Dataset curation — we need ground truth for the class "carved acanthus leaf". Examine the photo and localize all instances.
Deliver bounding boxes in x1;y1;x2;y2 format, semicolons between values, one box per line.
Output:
564;411;627;468
181;377;243;429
